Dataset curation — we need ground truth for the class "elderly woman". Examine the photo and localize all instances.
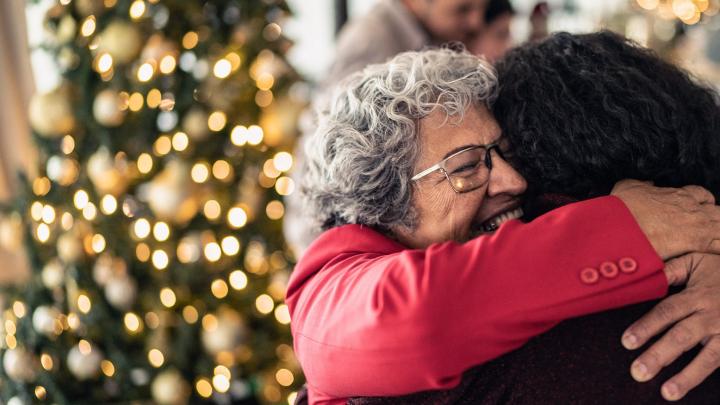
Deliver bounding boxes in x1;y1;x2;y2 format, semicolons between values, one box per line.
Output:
285;48;720;405
343;32;720;405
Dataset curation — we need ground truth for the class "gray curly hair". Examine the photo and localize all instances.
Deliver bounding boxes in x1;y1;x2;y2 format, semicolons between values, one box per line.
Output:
302;47;498;232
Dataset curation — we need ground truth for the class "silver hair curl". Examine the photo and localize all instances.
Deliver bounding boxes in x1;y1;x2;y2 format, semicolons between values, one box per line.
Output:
301;47;498;233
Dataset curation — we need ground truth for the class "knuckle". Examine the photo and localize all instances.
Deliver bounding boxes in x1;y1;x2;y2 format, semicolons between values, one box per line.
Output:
669;324;695;346
700;346;720;371
656;300;680;322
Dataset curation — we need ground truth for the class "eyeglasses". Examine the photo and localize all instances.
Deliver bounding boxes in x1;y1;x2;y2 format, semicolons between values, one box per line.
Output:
411;143;506;193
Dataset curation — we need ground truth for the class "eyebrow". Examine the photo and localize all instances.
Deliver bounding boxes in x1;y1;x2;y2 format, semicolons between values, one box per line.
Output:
441;137;504;160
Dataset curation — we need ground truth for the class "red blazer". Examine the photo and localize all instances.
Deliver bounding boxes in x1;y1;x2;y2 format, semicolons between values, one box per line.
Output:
285;196;668;405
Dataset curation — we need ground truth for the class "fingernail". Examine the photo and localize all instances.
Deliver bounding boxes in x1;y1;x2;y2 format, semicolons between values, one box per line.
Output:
622;332;638;349
662;382;680;401
631;361;649;382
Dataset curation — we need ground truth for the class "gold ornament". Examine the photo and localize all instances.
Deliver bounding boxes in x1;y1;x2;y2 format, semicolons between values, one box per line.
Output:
181;108;210;141
67;342;103;380
57;232;83;263
138;160;200;224
141;34;179;63
2;348;38;382
96;21;142;64
93;89;127;127
87;147;129;195
151;369;191;405
104;275;137;311
32;305;61;336
46;156;80;186
42;259;66;289
201;306;247;355
29;85;75;138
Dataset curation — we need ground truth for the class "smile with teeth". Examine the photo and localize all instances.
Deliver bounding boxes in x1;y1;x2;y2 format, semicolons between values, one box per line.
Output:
480;208;524;233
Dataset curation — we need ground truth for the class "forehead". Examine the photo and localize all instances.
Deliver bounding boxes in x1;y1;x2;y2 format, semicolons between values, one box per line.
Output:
416;105;500;163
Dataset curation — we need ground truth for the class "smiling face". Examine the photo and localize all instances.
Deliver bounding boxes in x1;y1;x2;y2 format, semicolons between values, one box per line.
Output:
393;105;527;248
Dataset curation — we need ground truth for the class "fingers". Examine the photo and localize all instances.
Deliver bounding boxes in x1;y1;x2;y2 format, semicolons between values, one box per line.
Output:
622;293;695;350
663;256;692;286
659;337;720;401
629;317;703;383
681;185;716;205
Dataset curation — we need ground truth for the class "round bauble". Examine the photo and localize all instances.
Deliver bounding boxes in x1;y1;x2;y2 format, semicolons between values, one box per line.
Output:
42;259;65;289
137;160;199;224
57;232;83;263
93;90;127;127
32;305;61;336
201;307;247;355
151;369;191;405
96;21;142;64
181;108;209;141
67;343;102;380
46;156;80;186
87;147;128;195
104;275;137;311
29;86;75;138
2;348;37;382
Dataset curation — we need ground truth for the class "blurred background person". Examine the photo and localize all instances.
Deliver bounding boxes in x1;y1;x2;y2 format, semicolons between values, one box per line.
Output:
470;0;516;62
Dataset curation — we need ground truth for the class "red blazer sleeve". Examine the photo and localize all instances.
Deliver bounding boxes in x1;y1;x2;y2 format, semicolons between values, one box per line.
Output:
287;196;667;398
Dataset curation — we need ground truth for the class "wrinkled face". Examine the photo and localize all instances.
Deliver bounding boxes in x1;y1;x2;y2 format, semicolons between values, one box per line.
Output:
406;0;486;43
394;105;527;248
472;13;513;63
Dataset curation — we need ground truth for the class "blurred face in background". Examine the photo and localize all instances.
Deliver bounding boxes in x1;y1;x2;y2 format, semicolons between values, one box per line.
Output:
404;0;487;44
472;11;513;63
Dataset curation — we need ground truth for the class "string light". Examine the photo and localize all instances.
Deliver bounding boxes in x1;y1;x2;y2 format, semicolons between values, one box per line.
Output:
208;111;227;132
256;72;275;91
128;92;144;111
83;202;98;220
137;153;153;173
96;53;113;73
148;348;164;367
41;353;54;371
36;223;51;243
172;132;189;151
274;304;291;325
159;55;177;74
191;162;210;183
182;305;199;324
152;250;169;270
137;62;155;82
212;160;232;180
81;16;96;37
74;190;89;209
221;236;240;256
204;242;222;262
133;218;151;239
266;200;285;220
213;59;232;79
212;374;230;393
275;177;295;196
211;279;229;298
255;294;274;314
101;360;115;377
160;288;176;307
203;200;222;220
91;234;106;253
182;32;199;49
273;152;293;172
231;125;248;146
227;206;248;228
247;125;264;145
263;160;281;179
129;0;146;19
78;294;92;314
276;368;294;387
124;312;143;333
196;378;213;398
101;195;118;214
147;89;162;108
153;222;170;241
61;212;74;230
35;386;47;400
33;177;51;196
136;243;151;262
229;270;248;290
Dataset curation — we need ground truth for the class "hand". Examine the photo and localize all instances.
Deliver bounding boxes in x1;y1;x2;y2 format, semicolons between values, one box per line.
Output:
611;179;720;260
621;253;720;401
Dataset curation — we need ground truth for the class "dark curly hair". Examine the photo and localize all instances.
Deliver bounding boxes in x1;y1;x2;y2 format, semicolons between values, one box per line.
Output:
493;31;720;208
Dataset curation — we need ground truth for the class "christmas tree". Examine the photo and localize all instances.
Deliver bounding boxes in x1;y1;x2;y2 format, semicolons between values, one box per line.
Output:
0;0;306;403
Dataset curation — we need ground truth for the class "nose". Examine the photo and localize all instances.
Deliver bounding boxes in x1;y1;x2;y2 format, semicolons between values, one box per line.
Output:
486;151;527;197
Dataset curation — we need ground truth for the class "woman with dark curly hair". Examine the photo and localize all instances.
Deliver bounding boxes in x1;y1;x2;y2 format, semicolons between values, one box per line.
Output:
342;31;720;404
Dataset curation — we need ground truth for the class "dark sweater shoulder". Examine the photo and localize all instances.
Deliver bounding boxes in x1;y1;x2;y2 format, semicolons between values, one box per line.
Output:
349;292;720;404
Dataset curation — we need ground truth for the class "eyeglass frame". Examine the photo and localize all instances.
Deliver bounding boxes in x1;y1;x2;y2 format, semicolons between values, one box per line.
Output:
410;142;506;193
